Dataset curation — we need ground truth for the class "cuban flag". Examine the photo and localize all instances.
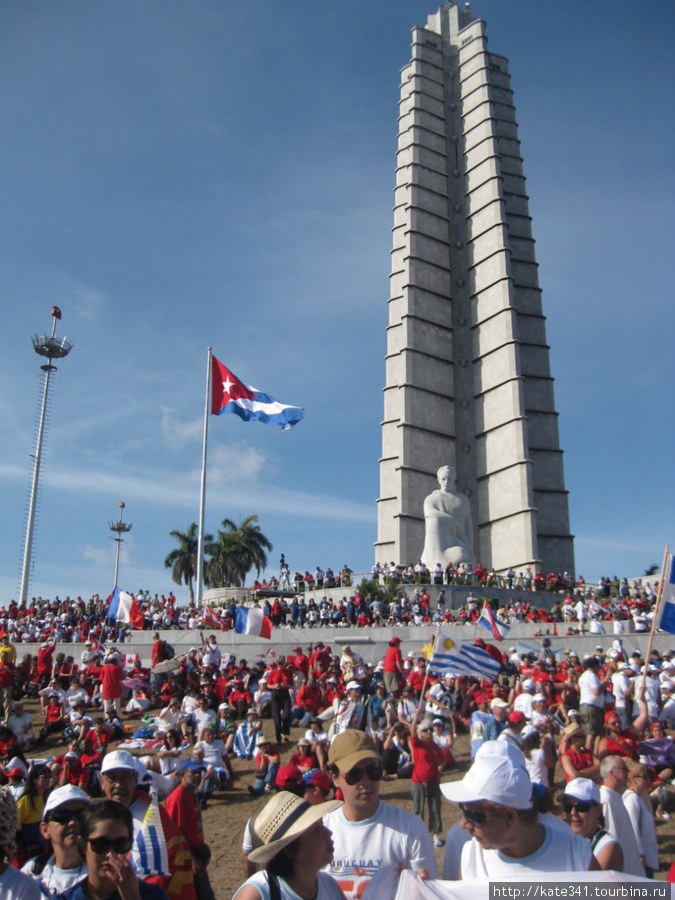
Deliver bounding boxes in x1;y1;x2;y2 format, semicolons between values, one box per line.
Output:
235;605;273;639
428;628;502;681
658;552;675;635
107;587;144;630
478;601;510;642
211;356;303;431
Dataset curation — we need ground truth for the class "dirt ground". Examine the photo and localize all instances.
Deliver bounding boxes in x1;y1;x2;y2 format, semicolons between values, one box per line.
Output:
19;702;675;900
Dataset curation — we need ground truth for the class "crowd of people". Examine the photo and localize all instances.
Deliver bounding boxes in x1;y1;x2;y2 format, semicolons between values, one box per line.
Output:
0;617;674;899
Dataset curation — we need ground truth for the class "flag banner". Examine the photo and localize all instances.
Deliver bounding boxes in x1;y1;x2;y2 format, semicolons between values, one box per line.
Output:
130;793;170;878
391;869;656;900
477;601;510;642
658;552;675;635
428;629;501;681
202;605;227;631
107;587;144;630
234;606;273;639
211;356;303;431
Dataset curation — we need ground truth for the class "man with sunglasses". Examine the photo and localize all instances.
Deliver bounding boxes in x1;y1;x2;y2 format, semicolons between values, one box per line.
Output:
21;785;90;896
100;750;196;900
599;755;645;876
323;730;437;900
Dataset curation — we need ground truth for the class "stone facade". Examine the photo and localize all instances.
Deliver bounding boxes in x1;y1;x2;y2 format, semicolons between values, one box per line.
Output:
376;3;575;576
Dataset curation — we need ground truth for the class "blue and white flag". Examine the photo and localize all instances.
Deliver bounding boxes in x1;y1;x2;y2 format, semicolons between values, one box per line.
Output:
477;601;510;642
211;356;303;431
658;551;675;635
130;793;170;878
428;628;502;681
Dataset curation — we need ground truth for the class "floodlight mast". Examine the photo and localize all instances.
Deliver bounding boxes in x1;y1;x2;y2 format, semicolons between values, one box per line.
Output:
109;501;132;588
19;307;73;606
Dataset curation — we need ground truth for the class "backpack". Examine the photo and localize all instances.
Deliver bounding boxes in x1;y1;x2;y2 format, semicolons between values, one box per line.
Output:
162;640;175;659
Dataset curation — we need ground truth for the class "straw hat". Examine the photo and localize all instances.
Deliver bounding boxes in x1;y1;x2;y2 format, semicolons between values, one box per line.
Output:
248;792;342;865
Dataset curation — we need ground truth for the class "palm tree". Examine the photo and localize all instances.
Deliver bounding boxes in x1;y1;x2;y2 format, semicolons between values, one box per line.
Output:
205;515;272;588
164;523;213;603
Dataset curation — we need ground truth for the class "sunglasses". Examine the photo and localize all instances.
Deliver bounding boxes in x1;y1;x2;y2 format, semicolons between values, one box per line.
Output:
563;799;594;814
47;808;82;825
459;804;492;827
342;763;383;785
87;836;133;855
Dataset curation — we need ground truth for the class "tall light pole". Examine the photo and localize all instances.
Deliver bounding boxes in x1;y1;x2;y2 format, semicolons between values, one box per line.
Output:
19;306;72;606
108;501;132;588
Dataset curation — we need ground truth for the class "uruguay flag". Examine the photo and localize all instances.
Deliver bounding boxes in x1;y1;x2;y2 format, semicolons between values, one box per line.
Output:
211;356;303;431
428;629;502;681
658;552;675;635
478;601;510;642
107;587;144;630
235;606;273;639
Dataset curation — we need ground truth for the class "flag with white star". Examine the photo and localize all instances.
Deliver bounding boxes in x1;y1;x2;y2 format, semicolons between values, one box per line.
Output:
211;356;303;430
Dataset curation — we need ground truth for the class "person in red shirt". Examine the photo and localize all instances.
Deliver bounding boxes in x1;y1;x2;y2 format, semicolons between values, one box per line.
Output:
410;708;450;847
383;636;405;697
165;759;214;900
289;739;319;773
407;658;428;697
290;678;323;725
101;652;125;715
287;646;309;680
151;631;165;697
228;681;253;719
0;651;14;721
36;637;56;685
266;656;294;743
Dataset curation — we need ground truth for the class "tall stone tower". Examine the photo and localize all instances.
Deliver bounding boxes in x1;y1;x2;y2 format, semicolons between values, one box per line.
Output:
376;2;575;575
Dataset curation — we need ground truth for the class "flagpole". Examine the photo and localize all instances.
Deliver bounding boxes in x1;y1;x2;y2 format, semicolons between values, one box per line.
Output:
196;348;212;610
640;544;670;693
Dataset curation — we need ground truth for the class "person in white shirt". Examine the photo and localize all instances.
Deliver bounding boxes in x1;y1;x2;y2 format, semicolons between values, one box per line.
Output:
623;762;659;878
323;730;437;899
441;741;597;878
599;755;645;877
611;663;634;728
578;656;607;737
21;785;90;896
7;703;34;750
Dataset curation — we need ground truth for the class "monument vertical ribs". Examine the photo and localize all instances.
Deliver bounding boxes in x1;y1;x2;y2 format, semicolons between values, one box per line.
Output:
376;3;574;577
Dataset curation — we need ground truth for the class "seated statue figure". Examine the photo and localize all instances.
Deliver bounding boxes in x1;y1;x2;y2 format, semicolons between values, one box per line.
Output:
420;465;476;569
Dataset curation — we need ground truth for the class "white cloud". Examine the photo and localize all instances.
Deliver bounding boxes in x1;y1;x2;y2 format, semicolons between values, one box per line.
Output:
73;285;106;320
160;408;203;443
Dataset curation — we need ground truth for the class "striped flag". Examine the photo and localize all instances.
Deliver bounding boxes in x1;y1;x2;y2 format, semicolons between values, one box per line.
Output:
658;551;675;635
428;628;502;681
130;792;170;877
477;601;510;642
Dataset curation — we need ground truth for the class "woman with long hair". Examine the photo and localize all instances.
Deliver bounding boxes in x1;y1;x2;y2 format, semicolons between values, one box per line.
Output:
157;729;183;779
17;763;53;865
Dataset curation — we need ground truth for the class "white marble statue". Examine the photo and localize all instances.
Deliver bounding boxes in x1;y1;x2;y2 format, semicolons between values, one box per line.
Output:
420;465;476;569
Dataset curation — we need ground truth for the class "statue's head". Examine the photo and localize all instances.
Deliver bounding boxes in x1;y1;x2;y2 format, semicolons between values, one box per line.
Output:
437;466;456;490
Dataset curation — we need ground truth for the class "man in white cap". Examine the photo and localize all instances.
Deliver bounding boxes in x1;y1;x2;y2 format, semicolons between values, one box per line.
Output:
100;750;196;900
481;697;509;744
318;681;372;736
323;730;437;899
441;746;599;877
21;785;90;894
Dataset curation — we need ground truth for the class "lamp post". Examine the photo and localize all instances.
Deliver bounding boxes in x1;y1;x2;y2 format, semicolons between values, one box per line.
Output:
108;501;132;589
19;307;72;606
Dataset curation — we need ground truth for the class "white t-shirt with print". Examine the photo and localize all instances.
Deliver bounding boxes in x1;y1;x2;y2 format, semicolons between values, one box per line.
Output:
323;799;437;900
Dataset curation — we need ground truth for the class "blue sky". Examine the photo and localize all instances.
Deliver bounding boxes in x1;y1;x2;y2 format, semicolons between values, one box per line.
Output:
1;1;673;604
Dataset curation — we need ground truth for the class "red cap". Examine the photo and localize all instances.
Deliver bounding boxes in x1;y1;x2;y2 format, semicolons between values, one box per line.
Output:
509;711;528;725
275;765;304;788
390;637;401;645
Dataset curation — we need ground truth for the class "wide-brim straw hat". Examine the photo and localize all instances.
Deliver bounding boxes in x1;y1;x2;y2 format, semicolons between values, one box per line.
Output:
248;791;342;865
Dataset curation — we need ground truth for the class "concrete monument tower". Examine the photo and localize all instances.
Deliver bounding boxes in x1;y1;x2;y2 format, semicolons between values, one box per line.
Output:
376;3;575;576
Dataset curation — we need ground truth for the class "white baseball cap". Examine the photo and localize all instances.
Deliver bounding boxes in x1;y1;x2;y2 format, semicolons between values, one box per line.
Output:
490;698;508;710
441;753;532;809
565;777;600;805
346;681;361;692
101;750;138;775
43;785;91;820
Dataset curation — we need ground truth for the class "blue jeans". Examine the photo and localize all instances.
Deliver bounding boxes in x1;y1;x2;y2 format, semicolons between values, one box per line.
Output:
254;762;278;793
290;706;312;726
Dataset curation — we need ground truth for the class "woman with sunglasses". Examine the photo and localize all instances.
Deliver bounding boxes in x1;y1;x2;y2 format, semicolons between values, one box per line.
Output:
563;778;622;871
57;800;168;900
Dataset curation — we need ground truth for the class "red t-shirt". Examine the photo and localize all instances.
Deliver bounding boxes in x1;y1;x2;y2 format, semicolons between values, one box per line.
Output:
101;663;124;700
165;784;204;850
383;646;402;674
411;735;445;784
